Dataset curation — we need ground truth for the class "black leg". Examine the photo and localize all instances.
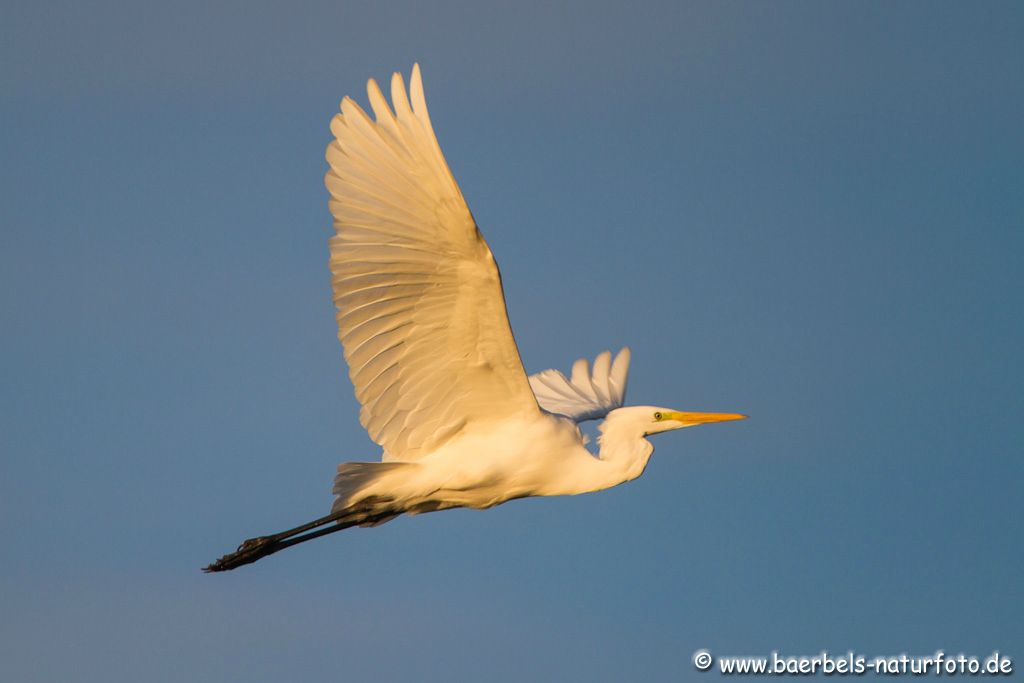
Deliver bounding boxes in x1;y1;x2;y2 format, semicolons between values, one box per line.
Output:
203;509;398;572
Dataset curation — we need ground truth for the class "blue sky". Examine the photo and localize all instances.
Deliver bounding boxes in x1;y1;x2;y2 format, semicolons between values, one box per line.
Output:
2;1;1021;680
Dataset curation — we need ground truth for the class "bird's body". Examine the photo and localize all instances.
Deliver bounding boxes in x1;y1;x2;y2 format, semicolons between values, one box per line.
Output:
333;407;651;516
340;412;591;513
205;65;745;572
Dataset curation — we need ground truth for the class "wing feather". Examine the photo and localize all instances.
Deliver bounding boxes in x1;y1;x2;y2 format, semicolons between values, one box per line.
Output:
591;351;613;404
529;348;632;422
326;65;538;460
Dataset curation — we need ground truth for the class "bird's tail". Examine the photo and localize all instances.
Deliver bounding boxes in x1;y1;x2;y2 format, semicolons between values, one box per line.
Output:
332;461;415;519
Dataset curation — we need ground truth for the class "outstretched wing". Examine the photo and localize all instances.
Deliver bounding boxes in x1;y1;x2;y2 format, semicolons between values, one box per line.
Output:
528;348;631;422
325;64;539;461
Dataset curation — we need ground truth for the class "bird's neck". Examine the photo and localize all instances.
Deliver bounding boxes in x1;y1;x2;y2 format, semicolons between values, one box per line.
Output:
580;415;654;493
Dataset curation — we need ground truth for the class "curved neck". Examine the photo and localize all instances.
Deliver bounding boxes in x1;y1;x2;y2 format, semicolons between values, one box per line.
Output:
543;411;659;496
596;420;654;483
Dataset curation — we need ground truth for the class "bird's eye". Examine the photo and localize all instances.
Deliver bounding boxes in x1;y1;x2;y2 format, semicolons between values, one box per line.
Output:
654;412;663;421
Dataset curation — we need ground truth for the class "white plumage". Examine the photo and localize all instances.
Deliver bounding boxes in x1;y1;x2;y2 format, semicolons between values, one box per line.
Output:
326;65;536;460
205;65;745;572
529;348;632;422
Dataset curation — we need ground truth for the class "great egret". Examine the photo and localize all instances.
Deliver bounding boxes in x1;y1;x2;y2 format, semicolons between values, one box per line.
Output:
204;65;745;572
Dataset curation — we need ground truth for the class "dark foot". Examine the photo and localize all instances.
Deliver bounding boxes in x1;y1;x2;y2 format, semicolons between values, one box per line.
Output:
203;535;279;573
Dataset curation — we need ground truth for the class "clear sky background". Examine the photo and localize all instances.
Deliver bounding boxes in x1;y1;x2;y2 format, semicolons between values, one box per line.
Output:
2;2;1021;680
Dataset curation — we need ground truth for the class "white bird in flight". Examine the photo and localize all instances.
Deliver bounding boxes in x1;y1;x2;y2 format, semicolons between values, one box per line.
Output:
205;65;745;572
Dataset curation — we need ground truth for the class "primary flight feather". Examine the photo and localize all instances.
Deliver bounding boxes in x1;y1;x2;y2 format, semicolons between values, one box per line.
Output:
205;64;745;572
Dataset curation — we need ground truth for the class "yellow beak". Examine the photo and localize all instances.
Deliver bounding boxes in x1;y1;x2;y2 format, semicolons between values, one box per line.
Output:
667;411;748;425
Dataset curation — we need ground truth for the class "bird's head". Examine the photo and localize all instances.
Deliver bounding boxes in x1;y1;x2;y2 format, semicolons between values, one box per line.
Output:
607;405;747;437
